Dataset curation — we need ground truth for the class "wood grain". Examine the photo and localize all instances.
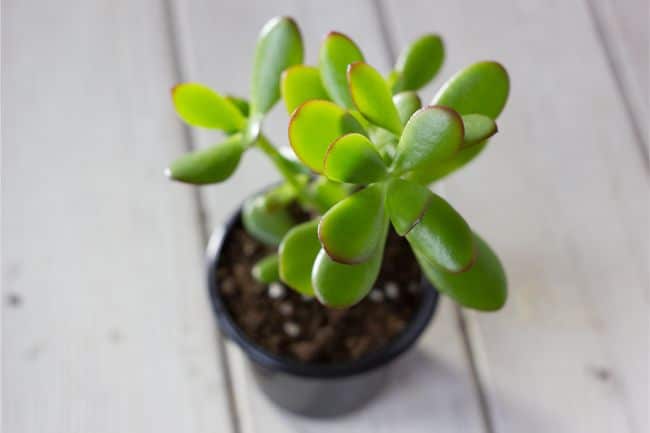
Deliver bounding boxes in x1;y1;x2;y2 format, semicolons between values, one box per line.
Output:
379;0;649;432
170;0;487;431
588;0;648;154
4;0;647;432
2;1;233;432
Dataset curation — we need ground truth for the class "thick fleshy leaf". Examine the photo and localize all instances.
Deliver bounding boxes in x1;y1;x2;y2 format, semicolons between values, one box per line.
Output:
242;196;294;246
308;177;351;214
406;192;474;272
393;91;422;126
224;95;250;117
279;220;321;296
462;114;497;146
432;61;509;119
391;106;464;175
319;32;364;108
368;125;397;164
348;109;371;131
348;62;402;135
288;100;364;173
312;216;388;308
416;233;507;311
324;133;387;184
252;254;280;283
261;182;297;212
166;134;244;184
318;184;385;264
385;178;431;236
281;65;329;113
406;140;487;185
250;16;303;115
312;246;382;308
172;83;245;131
393;34;444;92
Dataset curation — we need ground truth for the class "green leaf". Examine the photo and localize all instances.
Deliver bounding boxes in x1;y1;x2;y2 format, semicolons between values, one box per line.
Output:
324;133;387;184
312;217;389;308
393;34;444;92
432;61;509;119
368;125;398;164
462;114;497;146
386;70;400;92
242;195;295;246
261;182;297;212
308;177;351;214
416;232;507;311
288;100;364;173
252;254;280;283
279;220;321;296
166;134;244;184
385;178;430;235
393;91;422;126
319;31;364;109
348;109;371;131
318;184;386;264
224;95;250;117
172;83;245;132
391;106;464;175
348;62;403;135
406;140;487;184
250;16;303;115
281;65;329;113
406;192;474;272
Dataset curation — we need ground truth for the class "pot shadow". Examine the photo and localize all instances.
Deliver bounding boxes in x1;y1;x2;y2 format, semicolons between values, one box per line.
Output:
279;348;551;431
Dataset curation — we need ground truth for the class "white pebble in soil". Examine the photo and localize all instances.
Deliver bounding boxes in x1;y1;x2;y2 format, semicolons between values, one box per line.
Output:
385;282;400;300
268;282;286;299
283;321;301;338
369;289;384;302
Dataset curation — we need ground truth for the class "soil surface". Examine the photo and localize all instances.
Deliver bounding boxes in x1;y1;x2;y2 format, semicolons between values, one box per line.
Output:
216;219;422;364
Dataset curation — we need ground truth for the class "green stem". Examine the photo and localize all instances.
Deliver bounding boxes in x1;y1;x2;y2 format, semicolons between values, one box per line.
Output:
255;134;314;206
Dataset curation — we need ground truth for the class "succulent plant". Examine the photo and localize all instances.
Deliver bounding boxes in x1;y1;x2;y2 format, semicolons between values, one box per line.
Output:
167;16;509;311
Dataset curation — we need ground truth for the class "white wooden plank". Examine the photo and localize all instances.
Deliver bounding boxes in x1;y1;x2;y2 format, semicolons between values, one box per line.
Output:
2;1;234;432
588;0;648;150
171;0;487;431
380;0;649;432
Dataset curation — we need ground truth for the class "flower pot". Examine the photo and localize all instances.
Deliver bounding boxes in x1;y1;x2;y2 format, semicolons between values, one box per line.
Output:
206;205;440;418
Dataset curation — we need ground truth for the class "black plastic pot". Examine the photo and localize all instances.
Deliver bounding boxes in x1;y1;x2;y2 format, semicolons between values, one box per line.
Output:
206;207;440;418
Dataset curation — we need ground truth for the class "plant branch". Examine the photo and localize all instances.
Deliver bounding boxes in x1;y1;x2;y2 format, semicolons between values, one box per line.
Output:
255;134;315;206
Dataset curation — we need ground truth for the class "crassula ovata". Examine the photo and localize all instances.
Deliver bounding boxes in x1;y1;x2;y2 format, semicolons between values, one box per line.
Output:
167;16;509;311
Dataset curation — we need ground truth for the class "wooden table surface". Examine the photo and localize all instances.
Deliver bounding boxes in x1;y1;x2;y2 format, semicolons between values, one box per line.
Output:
3;1;648;432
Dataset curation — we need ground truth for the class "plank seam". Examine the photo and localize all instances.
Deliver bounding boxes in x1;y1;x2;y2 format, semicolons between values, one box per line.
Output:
162;1;241;432
583;0;649;170
456;307;496;433
372;0;398;64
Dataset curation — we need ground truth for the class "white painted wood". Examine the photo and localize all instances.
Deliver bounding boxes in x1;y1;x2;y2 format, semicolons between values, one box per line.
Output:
6;0;646;431
588;0;648;148
172;0;487;431
380;0;649;432
2;1;234;432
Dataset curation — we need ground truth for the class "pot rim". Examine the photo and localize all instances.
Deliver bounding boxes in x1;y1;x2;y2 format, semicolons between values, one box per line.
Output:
206;206;440;379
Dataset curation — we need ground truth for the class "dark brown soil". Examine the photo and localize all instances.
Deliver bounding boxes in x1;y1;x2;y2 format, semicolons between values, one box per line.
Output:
216;219;422;364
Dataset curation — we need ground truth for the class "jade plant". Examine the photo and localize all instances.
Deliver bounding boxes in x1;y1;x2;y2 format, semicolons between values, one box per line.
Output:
167;17;509;311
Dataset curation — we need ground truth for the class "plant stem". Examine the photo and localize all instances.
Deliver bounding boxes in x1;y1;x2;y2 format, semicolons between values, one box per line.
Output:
255;134;314;205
